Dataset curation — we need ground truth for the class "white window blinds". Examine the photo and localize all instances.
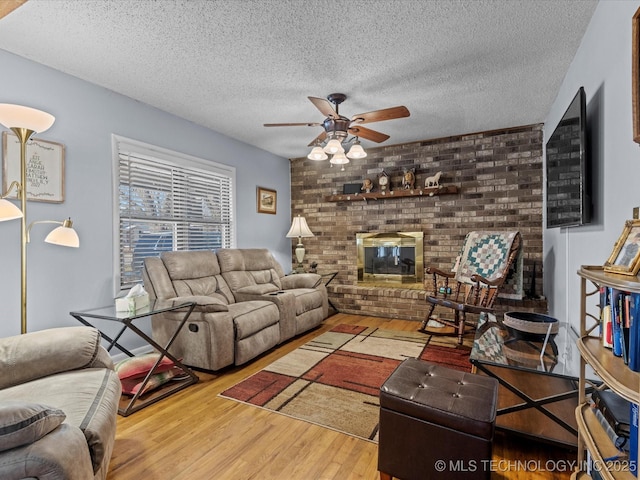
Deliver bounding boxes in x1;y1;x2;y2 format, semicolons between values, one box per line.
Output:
114;136;235;290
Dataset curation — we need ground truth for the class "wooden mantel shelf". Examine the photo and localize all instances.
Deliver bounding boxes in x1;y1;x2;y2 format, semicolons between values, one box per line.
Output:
325;185;458;202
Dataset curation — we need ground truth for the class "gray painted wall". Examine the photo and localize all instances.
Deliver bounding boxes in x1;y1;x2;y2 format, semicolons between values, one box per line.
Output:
0;49;292;338
544;1;640;328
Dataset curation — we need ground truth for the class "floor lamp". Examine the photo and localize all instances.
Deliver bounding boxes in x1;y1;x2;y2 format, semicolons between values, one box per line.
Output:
0;104;80;334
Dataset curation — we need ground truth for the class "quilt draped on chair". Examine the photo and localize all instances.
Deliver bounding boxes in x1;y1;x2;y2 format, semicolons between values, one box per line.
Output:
454;231;523;300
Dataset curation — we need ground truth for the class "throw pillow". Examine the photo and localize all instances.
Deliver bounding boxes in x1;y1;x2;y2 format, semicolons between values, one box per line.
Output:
120;369;178;396
115;353;175;380
0;401;66;452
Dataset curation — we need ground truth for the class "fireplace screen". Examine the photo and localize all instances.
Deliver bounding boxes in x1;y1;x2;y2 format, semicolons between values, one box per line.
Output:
356;232;424;286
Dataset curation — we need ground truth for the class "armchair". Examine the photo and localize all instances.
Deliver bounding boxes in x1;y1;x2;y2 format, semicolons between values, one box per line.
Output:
419;231;522;344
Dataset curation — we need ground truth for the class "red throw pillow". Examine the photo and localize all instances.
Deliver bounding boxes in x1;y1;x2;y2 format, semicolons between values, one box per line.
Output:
115;353;175;380
120;369;178;396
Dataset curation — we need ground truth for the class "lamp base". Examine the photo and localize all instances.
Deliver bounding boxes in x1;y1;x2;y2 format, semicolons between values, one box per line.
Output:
294;243;306;273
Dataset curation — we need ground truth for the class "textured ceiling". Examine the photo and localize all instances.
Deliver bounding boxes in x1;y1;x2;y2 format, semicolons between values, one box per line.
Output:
0;0;598;160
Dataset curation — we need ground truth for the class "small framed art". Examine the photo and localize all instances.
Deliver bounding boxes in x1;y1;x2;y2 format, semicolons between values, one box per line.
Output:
604;219;640;276
2;131;65;203
257;186;277;214
633;7;640;143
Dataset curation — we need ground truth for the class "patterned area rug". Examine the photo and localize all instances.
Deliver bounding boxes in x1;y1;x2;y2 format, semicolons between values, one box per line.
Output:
219;324;472;443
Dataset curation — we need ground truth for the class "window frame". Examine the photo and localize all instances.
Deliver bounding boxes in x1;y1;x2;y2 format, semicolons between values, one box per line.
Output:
111;134;236;294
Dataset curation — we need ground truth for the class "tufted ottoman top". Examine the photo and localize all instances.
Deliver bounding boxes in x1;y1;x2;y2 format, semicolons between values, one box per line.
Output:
380;358;498;440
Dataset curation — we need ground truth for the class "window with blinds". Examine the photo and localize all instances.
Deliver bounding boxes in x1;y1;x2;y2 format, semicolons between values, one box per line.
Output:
113;135;235;290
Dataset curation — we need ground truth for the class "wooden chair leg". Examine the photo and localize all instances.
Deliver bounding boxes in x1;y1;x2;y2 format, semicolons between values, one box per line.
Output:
379;472;393;480
419;303;436;331
457;311;465;345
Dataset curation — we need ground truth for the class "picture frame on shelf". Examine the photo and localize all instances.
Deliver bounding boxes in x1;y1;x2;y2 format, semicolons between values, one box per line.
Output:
257;186;277;214
2;131;65;203
633;7;640;144
604;219;640;275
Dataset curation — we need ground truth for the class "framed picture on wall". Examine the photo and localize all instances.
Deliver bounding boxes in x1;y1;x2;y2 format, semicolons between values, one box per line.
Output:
257;186;277;214
604;219;640;275
2;131;65;203
632;7;640;143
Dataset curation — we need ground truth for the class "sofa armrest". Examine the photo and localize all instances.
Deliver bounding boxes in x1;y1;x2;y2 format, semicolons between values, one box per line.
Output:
0;423;95;480
0;327;107;390
163;295;229;313
236;284;279;295
280;273;322;290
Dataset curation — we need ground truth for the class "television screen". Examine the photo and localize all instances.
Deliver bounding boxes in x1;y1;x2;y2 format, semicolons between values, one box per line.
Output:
546;87;592;228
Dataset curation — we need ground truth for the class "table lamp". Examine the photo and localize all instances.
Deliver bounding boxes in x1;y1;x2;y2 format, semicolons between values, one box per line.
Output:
286;215;314;273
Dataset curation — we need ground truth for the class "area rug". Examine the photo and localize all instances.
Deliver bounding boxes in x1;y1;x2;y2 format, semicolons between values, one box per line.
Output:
219;324;472;443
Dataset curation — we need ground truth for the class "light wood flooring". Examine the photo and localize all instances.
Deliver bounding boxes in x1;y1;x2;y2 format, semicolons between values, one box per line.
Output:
107;313;576;480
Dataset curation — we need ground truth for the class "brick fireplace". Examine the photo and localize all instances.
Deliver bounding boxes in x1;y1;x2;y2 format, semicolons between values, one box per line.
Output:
290;124;546;322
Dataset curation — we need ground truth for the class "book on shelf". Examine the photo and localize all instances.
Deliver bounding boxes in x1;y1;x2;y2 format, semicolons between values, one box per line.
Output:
601;286;613;349
610;288;625;359
630;292;640;372
631;402;638;477
600;289;640;370
592;406;629;451
624;293;631;365
592;389;631;438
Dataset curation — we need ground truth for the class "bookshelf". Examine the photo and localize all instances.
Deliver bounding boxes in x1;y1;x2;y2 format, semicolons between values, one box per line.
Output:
575;265;640;479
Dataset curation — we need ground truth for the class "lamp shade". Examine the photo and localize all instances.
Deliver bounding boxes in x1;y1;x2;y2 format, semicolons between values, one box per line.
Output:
0;199;23;221
286;215;314;238
329;152;349;165
323;138;344;155
0;104;55;132
44;219;79;248
347;142;367;159
307;146;328;161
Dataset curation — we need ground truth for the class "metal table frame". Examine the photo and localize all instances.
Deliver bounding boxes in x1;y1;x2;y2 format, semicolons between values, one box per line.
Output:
320;271;339;311
70;301;198;416
469;316;596;448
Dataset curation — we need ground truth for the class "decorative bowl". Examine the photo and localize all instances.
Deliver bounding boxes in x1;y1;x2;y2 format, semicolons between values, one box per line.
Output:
503;311;559;341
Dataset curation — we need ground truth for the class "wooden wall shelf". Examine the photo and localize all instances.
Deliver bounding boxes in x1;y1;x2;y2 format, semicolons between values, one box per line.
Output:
325;185;458;202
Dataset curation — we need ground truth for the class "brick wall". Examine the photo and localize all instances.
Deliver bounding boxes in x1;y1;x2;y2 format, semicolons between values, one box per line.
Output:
290;124;547;322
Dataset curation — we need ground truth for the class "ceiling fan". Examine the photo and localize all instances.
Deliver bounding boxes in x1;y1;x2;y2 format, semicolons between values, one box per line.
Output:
264;93;410;165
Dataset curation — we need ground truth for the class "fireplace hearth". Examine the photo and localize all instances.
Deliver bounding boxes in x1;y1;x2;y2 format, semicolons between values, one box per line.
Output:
356;232;424;287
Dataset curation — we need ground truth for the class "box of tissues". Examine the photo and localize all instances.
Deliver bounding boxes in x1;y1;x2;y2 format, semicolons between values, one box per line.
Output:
116;284;150;313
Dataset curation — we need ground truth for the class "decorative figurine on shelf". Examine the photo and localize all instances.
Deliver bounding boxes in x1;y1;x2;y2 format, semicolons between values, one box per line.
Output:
424;171;442;188
378;171;390;192
402;168;416;190
361;178;374;193
309;261;318;273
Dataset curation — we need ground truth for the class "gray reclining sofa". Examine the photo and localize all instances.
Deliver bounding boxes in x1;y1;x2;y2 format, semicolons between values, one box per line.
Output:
142;248;329;370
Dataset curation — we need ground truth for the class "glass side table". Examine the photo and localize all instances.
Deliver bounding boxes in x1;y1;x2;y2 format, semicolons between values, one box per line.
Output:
70;300;199;416
469;314;595;448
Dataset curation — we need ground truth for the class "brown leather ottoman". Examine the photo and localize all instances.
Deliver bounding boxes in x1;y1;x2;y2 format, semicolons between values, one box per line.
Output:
378;358;498;480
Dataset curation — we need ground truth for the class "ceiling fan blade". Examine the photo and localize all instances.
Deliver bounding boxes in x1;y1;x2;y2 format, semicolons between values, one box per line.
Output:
308;97;339;119
264;122;322;127
348;126;390;143
307;131;327;147
351;106;410;125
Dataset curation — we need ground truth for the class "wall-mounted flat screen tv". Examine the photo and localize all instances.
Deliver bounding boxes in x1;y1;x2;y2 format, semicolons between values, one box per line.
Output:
546;86;592;228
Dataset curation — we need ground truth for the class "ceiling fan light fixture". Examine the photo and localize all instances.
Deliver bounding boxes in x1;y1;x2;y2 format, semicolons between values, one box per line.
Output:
346;141;367;159
329;151;349;165
307;146;328;161
323;138;344;155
